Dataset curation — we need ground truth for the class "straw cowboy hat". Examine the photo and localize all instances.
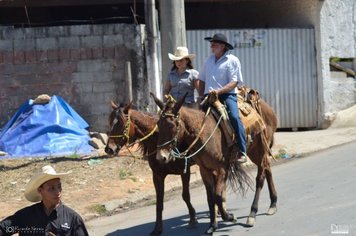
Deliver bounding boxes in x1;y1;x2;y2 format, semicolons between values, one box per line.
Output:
168;46;196;61
24;165;71;202
204;33;234;50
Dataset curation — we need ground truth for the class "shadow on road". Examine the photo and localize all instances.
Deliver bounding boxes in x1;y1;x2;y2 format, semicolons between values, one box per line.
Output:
105;211;254;236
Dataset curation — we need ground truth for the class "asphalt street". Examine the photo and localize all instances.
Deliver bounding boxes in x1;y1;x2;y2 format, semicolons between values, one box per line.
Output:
87;141;356;236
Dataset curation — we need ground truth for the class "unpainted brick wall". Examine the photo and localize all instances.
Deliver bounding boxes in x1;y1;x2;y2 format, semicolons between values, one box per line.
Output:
0;24;147;132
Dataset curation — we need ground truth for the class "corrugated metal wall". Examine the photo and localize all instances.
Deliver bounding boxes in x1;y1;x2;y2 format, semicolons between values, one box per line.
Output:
187;29;317;128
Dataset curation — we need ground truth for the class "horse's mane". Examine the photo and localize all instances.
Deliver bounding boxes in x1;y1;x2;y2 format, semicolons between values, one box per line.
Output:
130;109;158;130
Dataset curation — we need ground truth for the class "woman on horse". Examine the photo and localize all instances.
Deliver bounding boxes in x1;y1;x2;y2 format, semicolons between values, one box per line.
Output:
163;46;200;109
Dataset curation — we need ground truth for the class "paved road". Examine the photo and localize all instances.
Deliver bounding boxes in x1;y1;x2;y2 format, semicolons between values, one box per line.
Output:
87;141;356;236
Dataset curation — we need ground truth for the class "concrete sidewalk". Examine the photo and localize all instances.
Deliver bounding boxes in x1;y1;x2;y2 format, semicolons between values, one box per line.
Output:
272;127;356;158
273;105;356;158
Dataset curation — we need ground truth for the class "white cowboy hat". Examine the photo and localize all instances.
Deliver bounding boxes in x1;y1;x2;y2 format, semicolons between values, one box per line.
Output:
24;165;71;202
168;46;196;61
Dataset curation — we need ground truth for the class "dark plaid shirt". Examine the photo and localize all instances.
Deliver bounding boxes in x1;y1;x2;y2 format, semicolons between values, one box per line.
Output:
0;202;88;236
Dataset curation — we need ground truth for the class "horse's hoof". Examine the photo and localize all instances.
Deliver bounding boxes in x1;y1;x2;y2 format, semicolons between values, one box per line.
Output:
187;218;198;229
246;217;255;227
201;225;216;236
267;207;277;215
221;212;234;222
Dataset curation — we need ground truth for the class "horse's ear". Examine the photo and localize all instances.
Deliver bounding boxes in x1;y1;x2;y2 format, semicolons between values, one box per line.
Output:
150;92;164;110
173;92;187;114
111;101;119;110
123;100;133;114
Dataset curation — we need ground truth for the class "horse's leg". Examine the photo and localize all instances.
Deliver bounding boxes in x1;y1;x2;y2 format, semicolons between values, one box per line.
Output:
265;162;278;215
247;165;265;227
215;186;228;217
150;172;166;236
180;170;198;228
200;167;218;235
215;168;235;222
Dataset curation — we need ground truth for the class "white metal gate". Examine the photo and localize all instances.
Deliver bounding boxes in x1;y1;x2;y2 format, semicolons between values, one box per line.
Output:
187;28;317;128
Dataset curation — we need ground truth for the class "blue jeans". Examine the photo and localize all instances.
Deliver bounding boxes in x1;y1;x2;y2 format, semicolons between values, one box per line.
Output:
219;94;247;154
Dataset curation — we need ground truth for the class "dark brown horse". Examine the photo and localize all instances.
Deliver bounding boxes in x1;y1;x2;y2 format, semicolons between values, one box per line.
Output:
151;93;253;235
105;101;197;236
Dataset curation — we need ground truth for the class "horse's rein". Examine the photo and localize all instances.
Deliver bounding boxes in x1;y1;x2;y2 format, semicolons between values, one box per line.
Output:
108;111;158;159
157;106;223;173
176;107;223;159
127;125;158;147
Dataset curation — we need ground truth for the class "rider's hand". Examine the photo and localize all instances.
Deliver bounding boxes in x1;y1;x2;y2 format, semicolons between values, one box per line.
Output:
209;90;219;96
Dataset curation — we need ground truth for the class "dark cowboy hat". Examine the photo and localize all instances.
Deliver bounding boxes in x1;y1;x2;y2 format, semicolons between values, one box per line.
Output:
204;33;234;50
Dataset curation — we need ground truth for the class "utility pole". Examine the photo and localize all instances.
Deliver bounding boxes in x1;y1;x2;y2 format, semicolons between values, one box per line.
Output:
159;0;186;96
145;0;161;101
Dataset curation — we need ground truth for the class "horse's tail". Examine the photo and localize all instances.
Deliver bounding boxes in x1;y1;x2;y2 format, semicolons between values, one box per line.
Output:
227;158;254;196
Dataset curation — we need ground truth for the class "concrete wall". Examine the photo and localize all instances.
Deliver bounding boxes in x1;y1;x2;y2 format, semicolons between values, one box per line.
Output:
0;24;147;132
329;72;355;110
317;0;356;125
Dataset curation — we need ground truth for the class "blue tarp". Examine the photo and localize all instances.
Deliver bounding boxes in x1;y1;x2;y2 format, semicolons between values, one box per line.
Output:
0;95;93;158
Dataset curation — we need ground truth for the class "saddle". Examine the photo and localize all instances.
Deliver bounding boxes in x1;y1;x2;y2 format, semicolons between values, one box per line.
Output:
203;88;266;148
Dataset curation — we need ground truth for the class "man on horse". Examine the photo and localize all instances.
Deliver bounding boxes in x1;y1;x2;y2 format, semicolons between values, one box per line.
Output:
198;33;247;163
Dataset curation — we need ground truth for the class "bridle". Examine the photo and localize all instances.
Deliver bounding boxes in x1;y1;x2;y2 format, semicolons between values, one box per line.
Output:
156;111;181;149
108;111;131;143
108;109;158;154
156;106;223;173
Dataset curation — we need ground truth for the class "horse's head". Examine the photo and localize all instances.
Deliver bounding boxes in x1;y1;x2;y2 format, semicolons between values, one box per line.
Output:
150;92;186;163
105;101;134;155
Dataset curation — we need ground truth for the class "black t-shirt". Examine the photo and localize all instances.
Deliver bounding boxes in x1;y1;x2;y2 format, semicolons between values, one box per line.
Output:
0;202;88;236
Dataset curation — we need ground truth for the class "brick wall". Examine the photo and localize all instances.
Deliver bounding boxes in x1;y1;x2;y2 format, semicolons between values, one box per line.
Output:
0;24;147;132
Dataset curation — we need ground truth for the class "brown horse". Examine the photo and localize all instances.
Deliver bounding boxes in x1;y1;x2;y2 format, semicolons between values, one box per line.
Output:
151;93;253;235
241;88;278;226
105;101;197;236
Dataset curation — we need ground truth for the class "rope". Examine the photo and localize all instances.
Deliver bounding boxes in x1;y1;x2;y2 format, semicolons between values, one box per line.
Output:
127;125;158;147
124;145;141;163
170;112;223;173
179;107;211;156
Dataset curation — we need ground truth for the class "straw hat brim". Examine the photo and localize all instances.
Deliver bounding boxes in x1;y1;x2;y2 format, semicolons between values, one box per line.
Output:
168;53;195;61
24;171;71;202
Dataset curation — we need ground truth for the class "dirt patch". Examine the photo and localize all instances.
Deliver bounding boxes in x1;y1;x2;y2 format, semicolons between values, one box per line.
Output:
0;146;188;221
